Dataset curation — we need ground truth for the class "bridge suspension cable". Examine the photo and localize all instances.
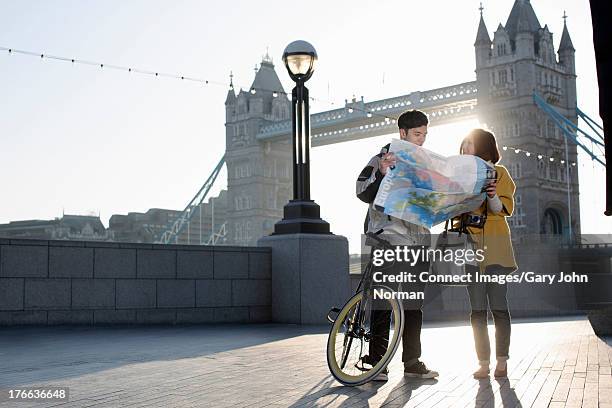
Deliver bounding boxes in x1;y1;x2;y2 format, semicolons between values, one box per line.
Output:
156;155;225;244
533;93;606;167
206;222;227;245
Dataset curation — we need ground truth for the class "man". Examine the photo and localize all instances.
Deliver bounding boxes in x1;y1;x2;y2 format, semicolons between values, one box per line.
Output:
356;109;439;381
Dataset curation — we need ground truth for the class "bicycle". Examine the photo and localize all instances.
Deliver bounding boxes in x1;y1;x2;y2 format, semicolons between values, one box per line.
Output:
326;233;405;386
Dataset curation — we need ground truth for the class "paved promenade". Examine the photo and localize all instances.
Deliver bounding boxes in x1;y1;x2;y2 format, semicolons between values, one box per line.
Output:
0;317;610;407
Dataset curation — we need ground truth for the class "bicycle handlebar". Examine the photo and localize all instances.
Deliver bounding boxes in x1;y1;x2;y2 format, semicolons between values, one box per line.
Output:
365;232;394;249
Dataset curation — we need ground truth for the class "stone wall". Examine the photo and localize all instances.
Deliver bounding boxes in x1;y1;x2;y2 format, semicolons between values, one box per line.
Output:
0;238;271;325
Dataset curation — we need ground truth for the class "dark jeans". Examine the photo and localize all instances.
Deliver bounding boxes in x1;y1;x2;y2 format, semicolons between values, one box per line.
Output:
466;265;511;364
368;247;429;366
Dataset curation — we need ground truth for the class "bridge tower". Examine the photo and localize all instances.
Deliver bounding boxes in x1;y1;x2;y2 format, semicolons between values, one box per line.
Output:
224;54;293;246
474;0;580;239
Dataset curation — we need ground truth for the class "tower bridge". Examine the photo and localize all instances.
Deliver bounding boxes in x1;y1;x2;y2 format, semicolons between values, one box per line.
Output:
168;0;585;247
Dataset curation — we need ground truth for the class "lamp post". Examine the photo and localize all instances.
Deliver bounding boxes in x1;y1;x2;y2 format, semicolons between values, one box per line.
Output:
273;40;330;235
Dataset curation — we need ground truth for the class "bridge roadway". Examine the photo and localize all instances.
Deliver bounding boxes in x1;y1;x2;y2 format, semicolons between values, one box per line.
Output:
257;81;478;147
1;317;610;407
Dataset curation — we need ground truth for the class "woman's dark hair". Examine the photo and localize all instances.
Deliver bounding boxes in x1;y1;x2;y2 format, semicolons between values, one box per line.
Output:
397;109;429;131
460;128;501;164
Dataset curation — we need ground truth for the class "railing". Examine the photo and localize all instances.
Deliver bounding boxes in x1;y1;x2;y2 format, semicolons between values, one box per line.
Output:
257;81;478;141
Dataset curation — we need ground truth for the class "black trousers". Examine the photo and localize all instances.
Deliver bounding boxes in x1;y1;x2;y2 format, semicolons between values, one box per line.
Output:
368;250;429;366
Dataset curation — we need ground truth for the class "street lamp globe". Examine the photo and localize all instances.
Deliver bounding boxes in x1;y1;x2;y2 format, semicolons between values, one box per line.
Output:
282;40;317;82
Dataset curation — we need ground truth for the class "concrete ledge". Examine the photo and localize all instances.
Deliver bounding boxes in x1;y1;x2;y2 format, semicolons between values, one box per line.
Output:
8;239;48;246
248;252;271;279
85;241;121;248
214;251;248;279
259;233;350;324
119;243;153;249
137;250;176;279
177;251;213;279
94;248;136;278
49;241;85;247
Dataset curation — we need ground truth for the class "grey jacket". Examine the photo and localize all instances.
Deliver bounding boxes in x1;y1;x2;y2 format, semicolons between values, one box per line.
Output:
356;143;431;247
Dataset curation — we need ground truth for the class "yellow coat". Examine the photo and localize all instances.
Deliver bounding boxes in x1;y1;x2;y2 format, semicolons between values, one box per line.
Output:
456;164;517;273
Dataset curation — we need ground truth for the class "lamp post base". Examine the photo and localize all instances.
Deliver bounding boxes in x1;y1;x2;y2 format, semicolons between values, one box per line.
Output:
273;200;331;235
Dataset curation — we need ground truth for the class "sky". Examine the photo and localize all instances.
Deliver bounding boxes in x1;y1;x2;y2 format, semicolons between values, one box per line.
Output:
0;0;609;253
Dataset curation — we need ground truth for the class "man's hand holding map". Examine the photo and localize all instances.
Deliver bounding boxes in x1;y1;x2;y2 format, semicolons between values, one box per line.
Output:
373;139;497;229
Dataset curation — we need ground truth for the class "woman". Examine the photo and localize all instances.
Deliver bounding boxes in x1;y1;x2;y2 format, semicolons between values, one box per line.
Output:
457;128;517;379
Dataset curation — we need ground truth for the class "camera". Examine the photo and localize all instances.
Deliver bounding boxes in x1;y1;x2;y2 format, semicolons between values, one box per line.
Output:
464;214;487;228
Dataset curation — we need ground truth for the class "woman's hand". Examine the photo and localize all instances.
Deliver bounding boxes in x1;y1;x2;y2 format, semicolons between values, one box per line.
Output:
485;181;497;198
379;152;397;175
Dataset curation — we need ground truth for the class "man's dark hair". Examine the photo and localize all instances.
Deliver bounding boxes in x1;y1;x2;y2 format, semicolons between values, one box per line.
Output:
397;109;429;131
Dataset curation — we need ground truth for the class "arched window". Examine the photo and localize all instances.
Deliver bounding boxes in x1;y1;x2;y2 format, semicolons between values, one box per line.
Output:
245;221;252;240
537;160;545;178
547;120;555;138
542;208;563;235
235;223;241;240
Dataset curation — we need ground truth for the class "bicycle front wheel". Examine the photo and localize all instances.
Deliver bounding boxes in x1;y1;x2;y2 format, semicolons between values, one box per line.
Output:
326;285;404;386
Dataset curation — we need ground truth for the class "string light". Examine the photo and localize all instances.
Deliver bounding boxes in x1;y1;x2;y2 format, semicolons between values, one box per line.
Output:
501;145;578;167
1;45;230;89
4;44;604;157
0;45;404;123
